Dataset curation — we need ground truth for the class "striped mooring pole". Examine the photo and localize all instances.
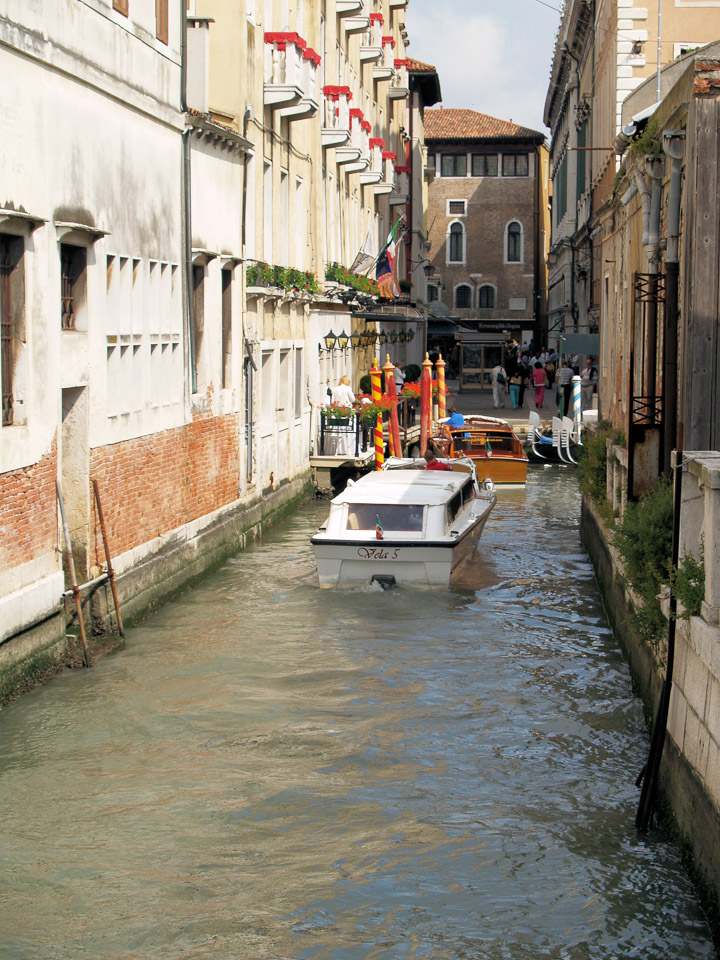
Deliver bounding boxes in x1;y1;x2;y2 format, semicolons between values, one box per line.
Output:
382;354;402;458
436;353;447;420
370;359;384;470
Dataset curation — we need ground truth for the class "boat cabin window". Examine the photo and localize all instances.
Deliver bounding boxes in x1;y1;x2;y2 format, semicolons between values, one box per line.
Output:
346;504;424;532
461;479;475;507
446;491;462;525
453;432;515;455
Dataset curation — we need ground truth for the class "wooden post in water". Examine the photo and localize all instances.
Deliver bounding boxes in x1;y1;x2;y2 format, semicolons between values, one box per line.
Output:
92;479;124;637
56;479;90;668
436;353;447;420
382;355;401;459
370;359;384;470
420;352;432;453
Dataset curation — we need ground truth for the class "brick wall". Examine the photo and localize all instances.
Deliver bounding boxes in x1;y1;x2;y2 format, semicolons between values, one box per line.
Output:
0;439;58;573
90;413;241;557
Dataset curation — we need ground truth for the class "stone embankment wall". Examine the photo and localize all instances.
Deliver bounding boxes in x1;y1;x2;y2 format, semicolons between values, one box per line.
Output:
0;474;312;706
581;452;720;929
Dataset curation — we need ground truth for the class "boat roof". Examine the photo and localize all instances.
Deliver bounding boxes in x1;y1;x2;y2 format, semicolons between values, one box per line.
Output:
331;469;470;507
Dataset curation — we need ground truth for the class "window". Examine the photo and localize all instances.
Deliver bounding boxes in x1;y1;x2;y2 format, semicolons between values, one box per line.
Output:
502;153;529;177
427;284;439;302
221;268;232;389
60;244;86;331
455;284;472;309
156;0;168;44
472;154;498;177
478;284;495;309
440;154;467;178
346;504;424;532
113;0;128;14
447;199;467;216
263;162;273;264
191;264;204;392
294;347;303;418
506;221;522;263
448;222;464;263
576;121;587;202
555;153;568;223
0;234;25;427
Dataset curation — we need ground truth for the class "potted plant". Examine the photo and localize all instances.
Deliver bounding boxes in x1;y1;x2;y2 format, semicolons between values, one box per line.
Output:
321;401;354;425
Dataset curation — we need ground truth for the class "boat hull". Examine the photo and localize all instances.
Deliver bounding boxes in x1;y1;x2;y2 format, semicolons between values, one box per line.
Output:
312;513;490;587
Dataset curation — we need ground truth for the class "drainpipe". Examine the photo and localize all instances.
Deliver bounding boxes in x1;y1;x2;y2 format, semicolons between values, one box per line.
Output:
662;130;685;476
633;158;663;418
180;4;196;398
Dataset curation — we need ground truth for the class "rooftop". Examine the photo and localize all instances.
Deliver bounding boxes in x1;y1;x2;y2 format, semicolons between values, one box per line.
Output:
425;108;544;143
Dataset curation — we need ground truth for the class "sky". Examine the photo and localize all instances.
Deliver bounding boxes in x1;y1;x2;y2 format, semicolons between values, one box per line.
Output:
404;0;563;136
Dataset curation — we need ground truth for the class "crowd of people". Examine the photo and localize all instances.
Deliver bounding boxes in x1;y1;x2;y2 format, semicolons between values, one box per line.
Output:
491;340;598;412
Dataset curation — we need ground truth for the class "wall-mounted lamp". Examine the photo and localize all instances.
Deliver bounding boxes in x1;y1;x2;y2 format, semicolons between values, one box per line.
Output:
350;330;362;350
406;327;415;342
323;330;337;351
399;329;408;343
336;330;349;350
378;331;388;345
389;330;399;344
423;263;436;277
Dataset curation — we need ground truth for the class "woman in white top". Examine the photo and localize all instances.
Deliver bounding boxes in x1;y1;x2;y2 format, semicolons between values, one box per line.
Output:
331;374;355;406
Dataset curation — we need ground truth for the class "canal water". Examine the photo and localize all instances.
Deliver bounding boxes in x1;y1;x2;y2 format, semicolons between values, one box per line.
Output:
0;469;716;959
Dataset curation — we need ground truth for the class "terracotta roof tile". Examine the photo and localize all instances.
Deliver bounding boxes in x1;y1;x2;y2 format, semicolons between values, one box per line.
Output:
424;108;544;142
407;57;437;74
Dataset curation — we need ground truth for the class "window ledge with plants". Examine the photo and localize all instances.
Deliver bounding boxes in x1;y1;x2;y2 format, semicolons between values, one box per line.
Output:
246;262;321;298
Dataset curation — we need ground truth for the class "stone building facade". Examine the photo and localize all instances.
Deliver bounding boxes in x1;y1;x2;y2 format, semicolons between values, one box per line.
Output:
423;109;548;387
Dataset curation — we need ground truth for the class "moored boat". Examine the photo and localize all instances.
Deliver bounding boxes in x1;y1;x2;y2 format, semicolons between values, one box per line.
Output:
430;415;529;486
311;457;496;587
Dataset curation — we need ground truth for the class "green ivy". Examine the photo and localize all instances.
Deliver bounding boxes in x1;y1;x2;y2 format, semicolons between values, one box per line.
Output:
614;477;673;646
672;551;706;620
578;421;618;523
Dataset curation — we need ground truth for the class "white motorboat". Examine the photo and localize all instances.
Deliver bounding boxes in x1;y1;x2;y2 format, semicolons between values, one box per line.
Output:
311;458;496;587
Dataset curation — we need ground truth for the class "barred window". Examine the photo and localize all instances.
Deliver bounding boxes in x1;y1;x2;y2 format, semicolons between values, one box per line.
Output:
478;284;495;309
455;284;472;309
60;244;86;331
440;154;467;178
502;153;529;177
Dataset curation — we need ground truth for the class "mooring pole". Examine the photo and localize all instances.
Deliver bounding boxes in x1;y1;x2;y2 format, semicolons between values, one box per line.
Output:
636;422;684;830
56;480;90;668
92;479;124;637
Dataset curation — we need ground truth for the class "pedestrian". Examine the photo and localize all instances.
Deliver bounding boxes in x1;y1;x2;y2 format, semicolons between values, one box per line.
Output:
491;362;507;409
331;374;354;406
393;363;406;393
581;357;598;411
509;369;522;409
559;360;574;416
518;364;530;409
531;361;548;409
545;354;556;386
423;447;451;471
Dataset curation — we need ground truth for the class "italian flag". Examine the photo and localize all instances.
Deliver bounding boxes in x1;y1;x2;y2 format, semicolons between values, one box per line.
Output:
375;514;384;540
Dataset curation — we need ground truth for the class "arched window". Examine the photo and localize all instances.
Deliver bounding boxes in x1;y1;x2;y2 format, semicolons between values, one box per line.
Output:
448;221;464;263
506;221;523;262
455;284;472;309
427;284;439;302
478;284;495;309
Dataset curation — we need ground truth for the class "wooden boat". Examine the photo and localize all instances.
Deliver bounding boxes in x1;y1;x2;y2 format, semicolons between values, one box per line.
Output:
430;415;529;486
311;457;496;587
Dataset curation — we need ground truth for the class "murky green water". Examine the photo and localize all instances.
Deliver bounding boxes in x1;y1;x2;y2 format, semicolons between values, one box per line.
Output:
0;469;715;959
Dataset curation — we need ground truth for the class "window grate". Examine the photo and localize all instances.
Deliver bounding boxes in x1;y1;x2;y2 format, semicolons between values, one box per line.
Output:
1;238;13;425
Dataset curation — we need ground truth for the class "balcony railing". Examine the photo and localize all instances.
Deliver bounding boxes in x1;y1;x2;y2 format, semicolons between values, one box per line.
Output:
389;165;409;205
322;85;352;147
389;60;409;99
264;32;320;119
360;138;385;185
374;36;395;80
375;152;396;195
360;16;383;61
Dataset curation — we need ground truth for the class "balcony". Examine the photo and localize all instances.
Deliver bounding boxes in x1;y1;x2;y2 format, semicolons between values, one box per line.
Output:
337;0;363;13
336;111;367;168
389;60;409;99
344;0;370;34
321;86;352;147
360;15;383;62
389;0;408;7
264;33;320;120
360;138;385;185
374;36;395;81
374;152;396;195
389;165;409;205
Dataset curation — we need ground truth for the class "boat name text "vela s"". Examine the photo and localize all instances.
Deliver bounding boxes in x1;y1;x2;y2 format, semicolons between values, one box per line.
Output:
357;546;400;560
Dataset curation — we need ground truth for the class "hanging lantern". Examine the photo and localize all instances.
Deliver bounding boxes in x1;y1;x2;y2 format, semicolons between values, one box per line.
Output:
336;330;349;350
390;330;399;344
323;330;337;351
350;330;362;350
378;331;388;345
406;327;415;342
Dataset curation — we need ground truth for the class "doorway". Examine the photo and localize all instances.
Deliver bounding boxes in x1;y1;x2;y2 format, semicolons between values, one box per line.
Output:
459;342;504;392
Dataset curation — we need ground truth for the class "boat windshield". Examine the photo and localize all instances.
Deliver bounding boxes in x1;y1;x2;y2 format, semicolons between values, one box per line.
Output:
346;504;424;532
454;432;516;455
